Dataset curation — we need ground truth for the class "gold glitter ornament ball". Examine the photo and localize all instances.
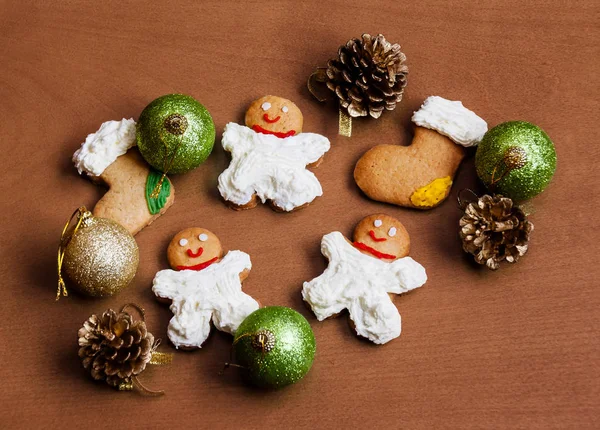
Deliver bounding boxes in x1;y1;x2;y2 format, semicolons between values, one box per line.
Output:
63;215;139;297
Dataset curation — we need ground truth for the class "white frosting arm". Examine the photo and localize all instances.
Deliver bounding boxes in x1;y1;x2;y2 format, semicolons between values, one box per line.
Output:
214;250;252;274
388;257;428;294
279;133;331;165
72;118;136;176
152;269;183;300
348;292;401;345
167;299;212;349
411;96;487;147
221;123;255;155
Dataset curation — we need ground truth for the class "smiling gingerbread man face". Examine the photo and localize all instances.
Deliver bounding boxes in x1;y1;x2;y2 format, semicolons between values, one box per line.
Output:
352;214;410;261
167;227;224;271
245;95;303;138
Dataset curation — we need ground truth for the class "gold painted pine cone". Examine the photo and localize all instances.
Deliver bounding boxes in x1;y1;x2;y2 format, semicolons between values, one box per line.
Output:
78;308;155;388
459;194;534;270
325;33;408;119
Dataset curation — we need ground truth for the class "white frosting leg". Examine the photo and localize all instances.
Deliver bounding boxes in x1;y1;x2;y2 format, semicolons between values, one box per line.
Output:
269;169;323;211
212;291;259;335
167;299;212;349
348;292;401;345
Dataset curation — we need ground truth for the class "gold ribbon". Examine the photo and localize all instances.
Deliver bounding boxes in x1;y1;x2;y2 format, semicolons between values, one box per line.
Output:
149;351;173;365
117;349;174;396
338;109;352;137
56;206;91;301
308;68;352;137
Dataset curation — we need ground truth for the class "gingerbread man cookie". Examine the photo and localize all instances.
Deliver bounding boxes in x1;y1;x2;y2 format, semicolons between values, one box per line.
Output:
354;96;487;209
73;118;174;235
152;228;259;350
302;214;427;344
217;95;331;212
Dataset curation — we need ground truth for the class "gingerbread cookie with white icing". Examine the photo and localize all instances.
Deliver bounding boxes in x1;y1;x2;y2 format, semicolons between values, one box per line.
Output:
152;227;259;350
354;96;487;209
218;95;331;212
73;118;174;235
302;214;427;344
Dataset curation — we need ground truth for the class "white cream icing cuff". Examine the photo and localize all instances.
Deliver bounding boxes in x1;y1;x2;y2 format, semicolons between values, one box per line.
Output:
217;123;331;211
302;231;427;344
152;250;259;349
73;118;137;176
411;96;487;147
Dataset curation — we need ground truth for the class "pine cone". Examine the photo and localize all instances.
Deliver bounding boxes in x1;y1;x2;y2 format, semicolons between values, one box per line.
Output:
325;33;408;119
459;194;533;270
78;308;155;388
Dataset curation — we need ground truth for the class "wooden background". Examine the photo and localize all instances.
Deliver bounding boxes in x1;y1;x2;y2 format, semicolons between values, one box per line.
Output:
1;1;598;428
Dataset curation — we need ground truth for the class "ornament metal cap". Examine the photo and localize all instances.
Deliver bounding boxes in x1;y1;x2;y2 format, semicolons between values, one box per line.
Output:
251;329;276;353
163;113;188;136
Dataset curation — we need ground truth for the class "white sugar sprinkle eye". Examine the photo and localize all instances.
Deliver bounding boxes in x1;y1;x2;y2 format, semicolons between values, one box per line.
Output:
261;102;271;111
179;238;188;247
198;233;208;242
282;105;289;113
374;219;383;227
388;227;397;237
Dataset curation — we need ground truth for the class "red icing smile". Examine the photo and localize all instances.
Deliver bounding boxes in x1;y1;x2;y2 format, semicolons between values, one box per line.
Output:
353;242;396;260
263;113;281;123
369;230;386;242
177;257;219;272
252;124;296;138
186;248;203;258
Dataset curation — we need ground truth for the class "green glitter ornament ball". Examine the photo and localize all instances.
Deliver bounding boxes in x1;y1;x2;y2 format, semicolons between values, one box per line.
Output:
136;94;215;174
232;306;316;388
475;121;556;201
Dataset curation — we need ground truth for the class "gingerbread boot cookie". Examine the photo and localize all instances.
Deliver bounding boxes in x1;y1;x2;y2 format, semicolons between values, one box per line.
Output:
152;228;259;350
217;95;330;212
354;96;487;209
302;214;427;344
73;118;174;235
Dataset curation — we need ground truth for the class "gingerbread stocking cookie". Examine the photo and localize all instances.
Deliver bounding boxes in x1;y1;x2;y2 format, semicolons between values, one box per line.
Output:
73;118;174;235
302;214;427;344
218;95;330;212
152;228;259;350
354;96;487;209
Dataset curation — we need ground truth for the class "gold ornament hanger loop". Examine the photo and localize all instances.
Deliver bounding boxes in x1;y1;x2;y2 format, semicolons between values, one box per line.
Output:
457;189;479;210
120;303;146;322
56;206;91;301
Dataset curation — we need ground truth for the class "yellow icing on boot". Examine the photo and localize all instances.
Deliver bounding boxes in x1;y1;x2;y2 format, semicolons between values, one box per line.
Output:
410;176;453;207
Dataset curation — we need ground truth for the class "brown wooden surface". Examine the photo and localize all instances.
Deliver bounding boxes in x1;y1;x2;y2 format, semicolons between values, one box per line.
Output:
1;1;598;428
